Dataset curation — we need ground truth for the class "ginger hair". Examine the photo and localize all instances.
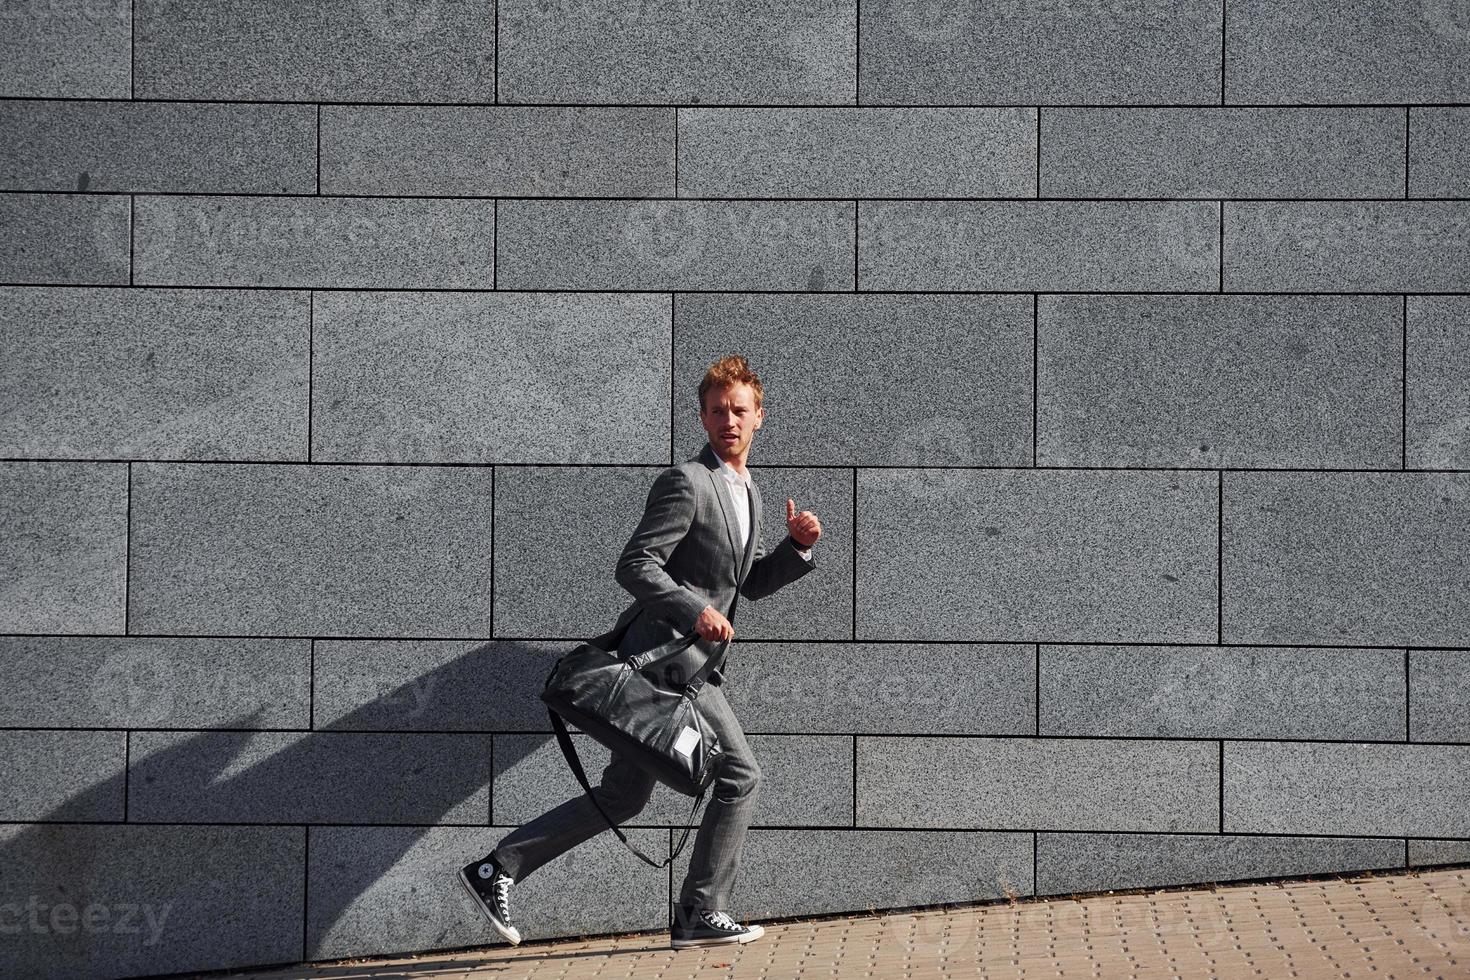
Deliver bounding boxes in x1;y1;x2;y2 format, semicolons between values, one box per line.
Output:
698;355;764;413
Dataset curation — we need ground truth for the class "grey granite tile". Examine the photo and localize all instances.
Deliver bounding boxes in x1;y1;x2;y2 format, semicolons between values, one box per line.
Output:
1224;202;1470;293
0;286;310;461
1406;296;1470;471
1408;839;1470;866
1037;294;1402;470
1040;644;1404;741
133;195;495;290
1041;108;1404;199
0;0;130;98
499;0;855;104
725;642;1034;735
1410;650;1470;743
857;736;1218;832
1037;832;1403;895
674;829;1035;919
858;201;1218;292
0;731;125;821
1410;108;1470;199
313;639;569;732
1222;471;1470;647
497;199;853;291
0;100;316;194
309;825;667;955
0;823;303;980
321;105;674;198
1224;741;1470;837
679;107;1035;198
494;463;842;641
857;468;1218;644
860;0;1220;105
127;462;494;637
0;193;129;284
0;636;310;729
311;291;668;465
134;0;495;102
1225;0;1470;104
494;732;849;827
0;461;128;634
673;293;1033;466
129;730;492;825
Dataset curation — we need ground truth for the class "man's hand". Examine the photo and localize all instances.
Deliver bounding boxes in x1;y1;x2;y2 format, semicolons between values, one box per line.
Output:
787;498;821;549
695;604;734;642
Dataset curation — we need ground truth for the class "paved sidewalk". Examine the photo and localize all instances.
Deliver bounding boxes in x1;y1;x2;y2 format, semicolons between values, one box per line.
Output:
210;865;1467;979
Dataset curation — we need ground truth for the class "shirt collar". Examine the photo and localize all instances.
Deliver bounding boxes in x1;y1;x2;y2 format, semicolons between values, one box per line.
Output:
715;453;751;488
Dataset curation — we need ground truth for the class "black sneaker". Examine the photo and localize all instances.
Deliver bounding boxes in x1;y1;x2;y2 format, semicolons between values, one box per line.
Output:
458;856;522;945
670;904;765;949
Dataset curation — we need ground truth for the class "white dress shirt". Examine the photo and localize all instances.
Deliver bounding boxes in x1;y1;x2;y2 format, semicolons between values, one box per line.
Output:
715;454;813;561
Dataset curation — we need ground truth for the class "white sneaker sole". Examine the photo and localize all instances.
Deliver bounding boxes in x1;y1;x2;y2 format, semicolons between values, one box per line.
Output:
458;868;523;945
670;923;764;949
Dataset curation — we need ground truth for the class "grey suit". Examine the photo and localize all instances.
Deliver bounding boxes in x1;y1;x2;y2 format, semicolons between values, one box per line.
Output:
488;440;816;914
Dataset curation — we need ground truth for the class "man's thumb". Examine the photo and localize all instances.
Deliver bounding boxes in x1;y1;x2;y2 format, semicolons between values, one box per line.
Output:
787;498;796;518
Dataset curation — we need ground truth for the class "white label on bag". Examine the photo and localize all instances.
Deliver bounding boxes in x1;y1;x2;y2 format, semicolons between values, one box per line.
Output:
673;726;700;757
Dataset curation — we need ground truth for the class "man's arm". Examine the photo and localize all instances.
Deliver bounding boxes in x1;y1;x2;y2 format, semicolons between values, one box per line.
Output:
614;466;709;632
739;531;816;601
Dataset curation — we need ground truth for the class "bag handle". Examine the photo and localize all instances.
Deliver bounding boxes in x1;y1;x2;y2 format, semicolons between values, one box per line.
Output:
547;708;705;869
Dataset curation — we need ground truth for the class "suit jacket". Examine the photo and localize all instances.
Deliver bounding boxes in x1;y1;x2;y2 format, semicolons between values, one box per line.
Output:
591;440;817;686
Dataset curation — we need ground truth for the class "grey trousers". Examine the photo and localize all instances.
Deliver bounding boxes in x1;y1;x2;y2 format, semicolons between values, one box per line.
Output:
488;680;763;912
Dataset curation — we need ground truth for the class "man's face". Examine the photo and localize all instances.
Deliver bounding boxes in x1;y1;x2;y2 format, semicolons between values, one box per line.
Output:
700;382;764;460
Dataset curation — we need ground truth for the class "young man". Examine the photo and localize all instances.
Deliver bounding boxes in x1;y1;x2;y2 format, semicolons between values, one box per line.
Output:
459;355;822;949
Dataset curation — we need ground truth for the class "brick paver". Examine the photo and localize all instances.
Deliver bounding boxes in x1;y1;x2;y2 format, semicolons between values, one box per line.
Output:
210;866;1468;979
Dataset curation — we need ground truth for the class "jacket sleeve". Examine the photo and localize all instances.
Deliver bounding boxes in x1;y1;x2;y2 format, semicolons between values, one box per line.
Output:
739;531;816;601
614;466;710;631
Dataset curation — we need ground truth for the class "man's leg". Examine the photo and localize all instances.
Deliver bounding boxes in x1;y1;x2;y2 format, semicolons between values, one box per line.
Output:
676;681;763;912
486;747;658;882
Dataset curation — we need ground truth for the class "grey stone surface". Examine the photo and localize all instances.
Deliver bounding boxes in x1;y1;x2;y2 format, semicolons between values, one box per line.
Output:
0;0;130;98
857;468;1217;643
858;201;1218;292
1222;472;1470;647
1224;202;1470;293
494;732;850;827
1225;0;1470;104
321;106;674;198
1041;108;1404;199
497;199;853;291
1410;650;1470;744
0;100;316;194
0;286;310;461
494;463;843;641
675;829;1035;919
724;642;1035;735
0;462;128;635
311;291;669;464
1406;296;1470;471
313;639;565;732
859;0;1220;105
1040;644;1404;741
0;192;129;284
679;107;1036;198
499;0;855;104
1224;741;1470;837
133;195;495;290
1410;108;1470;198
857;736;1218;832
134;0;495;102
0;823;303;980
673;293;1033;466
0;636;310;729
0;730;125;821
127;462;494;637
129;730;492;825
308;825;667;956
1037;832;1404;895
1408;839;1470;867
1037;294;1402;470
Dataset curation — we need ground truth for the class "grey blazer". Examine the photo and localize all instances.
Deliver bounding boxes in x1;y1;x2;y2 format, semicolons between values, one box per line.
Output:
591;440;816;686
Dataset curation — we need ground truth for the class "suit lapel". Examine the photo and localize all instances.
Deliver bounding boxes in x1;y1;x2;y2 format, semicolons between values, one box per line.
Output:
700;441;757;581
740;478;760;581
